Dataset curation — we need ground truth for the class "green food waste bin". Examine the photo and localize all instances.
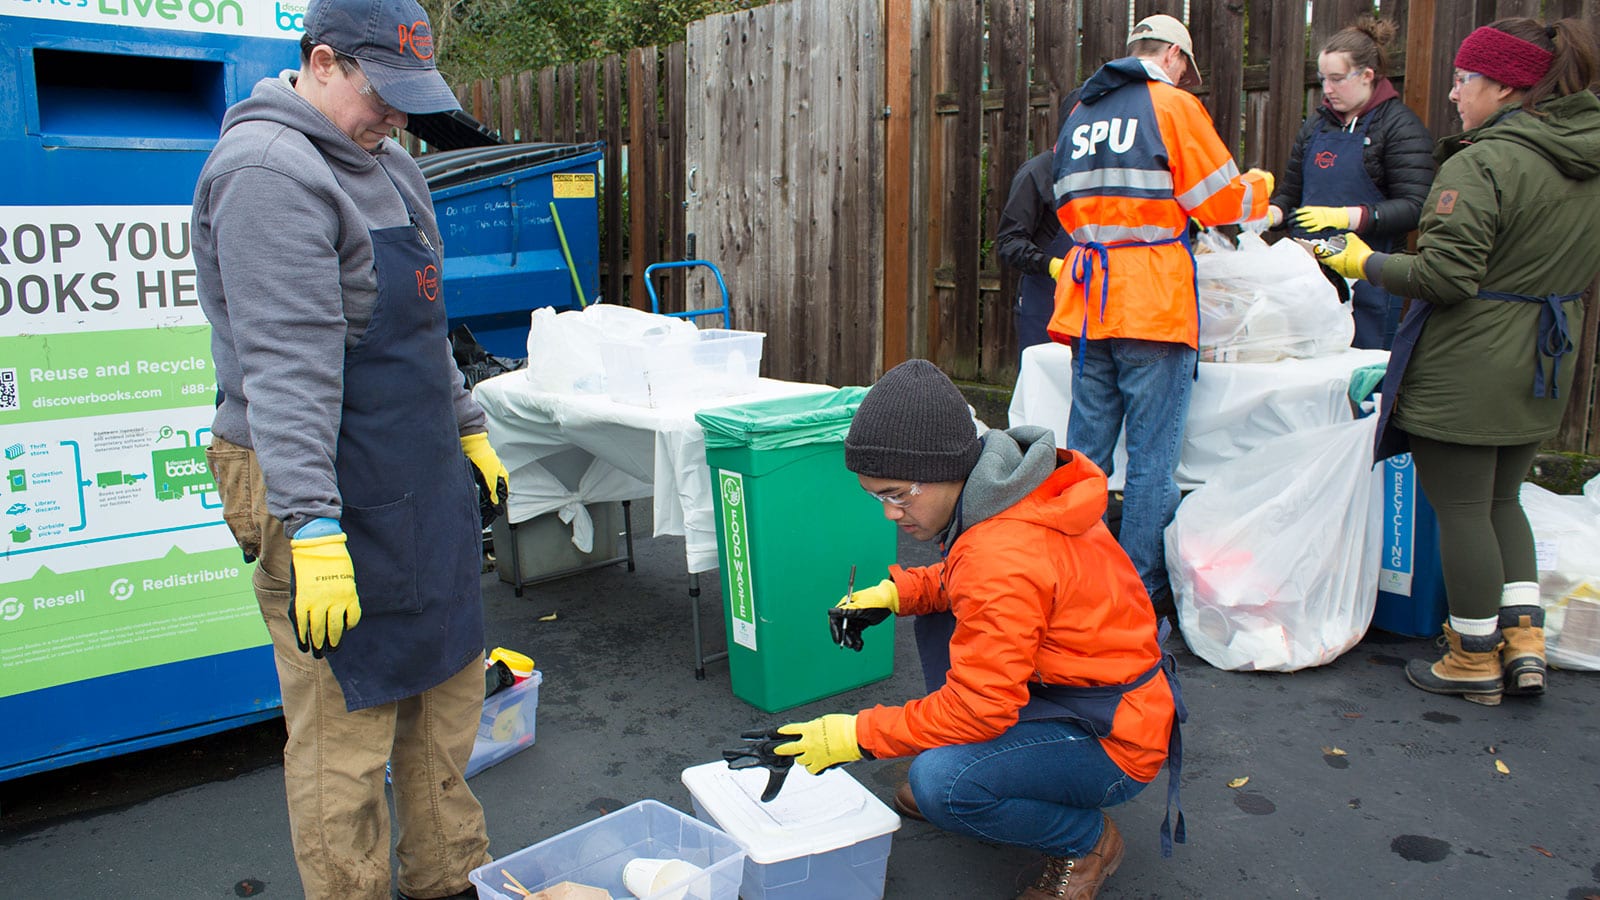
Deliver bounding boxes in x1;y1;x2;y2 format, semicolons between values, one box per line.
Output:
696;389;897;713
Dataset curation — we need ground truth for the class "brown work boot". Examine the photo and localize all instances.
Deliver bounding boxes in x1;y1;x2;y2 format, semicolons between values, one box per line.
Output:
1499;582;1546;696
1405;623;1504;706
893;782;925;821
1015;814;1123;900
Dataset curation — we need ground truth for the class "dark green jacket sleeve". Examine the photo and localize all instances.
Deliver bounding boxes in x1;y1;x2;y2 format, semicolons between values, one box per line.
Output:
1375;152;1498;305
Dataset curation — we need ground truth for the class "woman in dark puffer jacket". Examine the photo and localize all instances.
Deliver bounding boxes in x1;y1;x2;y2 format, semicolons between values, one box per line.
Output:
1268;16;1434;349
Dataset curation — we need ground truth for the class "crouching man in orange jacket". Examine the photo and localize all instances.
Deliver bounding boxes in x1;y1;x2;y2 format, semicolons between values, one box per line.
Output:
771;360;1185;900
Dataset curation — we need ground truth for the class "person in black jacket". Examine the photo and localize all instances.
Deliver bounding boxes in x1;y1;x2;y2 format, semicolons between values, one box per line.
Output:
1268;16;1435;349
996;150;1072;362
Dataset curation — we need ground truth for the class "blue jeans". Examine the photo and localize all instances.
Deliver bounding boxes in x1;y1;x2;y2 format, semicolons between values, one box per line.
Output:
1066;338;1196;600
907;720;1148;857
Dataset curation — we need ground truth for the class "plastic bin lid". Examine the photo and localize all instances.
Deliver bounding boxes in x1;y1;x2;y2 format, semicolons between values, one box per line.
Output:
680;761;900;864
694;386;868;451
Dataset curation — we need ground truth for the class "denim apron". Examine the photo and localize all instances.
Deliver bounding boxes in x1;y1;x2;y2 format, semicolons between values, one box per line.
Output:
313;190;484;711
1016;229;1074;358
1373;288;1583;462
1294;112;1401;350
1018;618;1188;857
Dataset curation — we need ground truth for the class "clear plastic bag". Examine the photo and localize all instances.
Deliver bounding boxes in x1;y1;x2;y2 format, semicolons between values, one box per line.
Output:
523;304;696;395
1519;474;1600;671
1194;230;1354;363
1165;415;1381;671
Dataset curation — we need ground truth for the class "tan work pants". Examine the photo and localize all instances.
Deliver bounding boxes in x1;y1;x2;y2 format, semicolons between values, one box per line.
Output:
207;435;492;900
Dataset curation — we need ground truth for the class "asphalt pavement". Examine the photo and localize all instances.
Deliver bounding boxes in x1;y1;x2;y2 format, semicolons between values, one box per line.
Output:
2;503;1598;899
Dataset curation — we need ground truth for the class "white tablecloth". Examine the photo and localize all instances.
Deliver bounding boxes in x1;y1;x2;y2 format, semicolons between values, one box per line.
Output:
1008;342;1389;490
473;374;833;574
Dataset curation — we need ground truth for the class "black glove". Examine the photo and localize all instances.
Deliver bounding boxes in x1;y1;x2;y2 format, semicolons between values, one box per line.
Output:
722;728;796;802
828;606;892;652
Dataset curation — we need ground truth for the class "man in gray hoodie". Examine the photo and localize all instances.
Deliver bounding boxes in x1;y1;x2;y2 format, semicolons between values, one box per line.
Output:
193;0;507;896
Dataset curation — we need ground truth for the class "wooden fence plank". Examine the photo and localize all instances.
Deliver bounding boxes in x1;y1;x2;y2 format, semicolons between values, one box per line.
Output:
1263;0;1308;175
1033;0;1076;135
603;55;623;306
628;46;660;309
666;42;688;316
580;59;599;144
1082;0;1131;76
558;62;577;143
987;0;1028;380
539;68;556;141
1194;0;1245;158
884;0;913;371
517;71;535;143
498;74;515;140
926;0;949;362
943;0;982;380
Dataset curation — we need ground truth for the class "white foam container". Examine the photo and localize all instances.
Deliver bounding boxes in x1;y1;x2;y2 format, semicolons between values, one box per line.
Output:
681;761;901;900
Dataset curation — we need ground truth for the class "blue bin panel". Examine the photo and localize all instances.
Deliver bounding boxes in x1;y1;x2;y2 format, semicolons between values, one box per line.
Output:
1373;454;1448;638
427;143;604;358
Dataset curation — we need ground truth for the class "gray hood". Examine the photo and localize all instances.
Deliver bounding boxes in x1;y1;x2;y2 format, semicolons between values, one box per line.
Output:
938;425;1058;549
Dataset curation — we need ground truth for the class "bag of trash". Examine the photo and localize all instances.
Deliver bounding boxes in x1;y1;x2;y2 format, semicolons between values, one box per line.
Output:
1519;473;1600;671
1165;415;1381;671
523;304;695;395
1194;230;1353;362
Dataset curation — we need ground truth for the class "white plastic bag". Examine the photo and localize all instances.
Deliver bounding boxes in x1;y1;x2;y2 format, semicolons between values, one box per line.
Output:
1194;231;1354;362
1165;415;1381;671
523;304;696;395
1520;474;1600;671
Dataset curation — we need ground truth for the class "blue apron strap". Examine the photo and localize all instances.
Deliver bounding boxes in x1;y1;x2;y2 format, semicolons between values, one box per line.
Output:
1156;616;1187;857
1068;235;1189;378
1478;290;1581;398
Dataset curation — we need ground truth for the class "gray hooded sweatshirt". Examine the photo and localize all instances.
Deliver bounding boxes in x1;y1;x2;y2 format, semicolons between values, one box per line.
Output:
192;72;485;536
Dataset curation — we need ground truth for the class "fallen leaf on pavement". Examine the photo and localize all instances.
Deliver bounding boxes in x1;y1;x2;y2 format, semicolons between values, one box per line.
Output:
1531;845;1553;858
539;613;559;622
1227;776;1249;789
1321;746;1347;756
1495;759;1510;774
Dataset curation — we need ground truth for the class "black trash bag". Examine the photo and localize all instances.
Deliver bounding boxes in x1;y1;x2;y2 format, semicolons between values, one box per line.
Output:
449;324;524;391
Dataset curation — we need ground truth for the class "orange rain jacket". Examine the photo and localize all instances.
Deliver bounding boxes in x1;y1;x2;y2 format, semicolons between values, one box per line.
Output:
854;446;1177;782
1049;57;1271;348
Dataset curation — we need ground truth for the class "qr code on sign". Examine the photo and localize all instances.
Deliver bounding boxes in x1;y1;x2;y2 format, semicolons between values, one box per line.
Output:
0;369;16;411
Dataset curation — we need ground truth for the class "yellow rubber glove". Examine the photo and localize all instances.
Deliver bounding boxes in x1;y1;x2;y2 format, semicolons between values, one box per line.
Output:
1293;205;1351;233
775;714;862;775
1245;167;1275;197
461;432;510;506
1311;232;1375;281
828;579;900;651
289;531;362;654
1047;257;1064;280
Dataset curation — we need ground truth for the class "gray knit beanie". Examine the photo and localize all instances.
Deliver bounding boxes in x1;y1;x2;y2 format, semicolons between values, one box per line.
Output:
845;359;981;482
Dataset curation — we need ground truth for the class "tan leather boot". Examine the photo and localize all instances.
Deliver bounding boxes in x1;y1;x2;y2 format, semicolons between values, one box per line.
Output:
893;782;925;821
1499;582;1546;696
1016;815;1124;900
1405;623;1504;706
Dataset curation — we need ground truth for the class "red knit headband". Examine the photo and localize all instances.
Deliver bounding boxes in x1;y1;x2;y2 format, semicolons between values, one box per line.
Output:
1454;25;1553;89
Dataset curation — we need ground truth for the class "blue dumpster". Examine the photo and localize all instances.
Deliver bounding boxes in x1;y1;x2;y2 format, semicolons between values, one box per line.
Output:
0;8;295;781
421;142;605;358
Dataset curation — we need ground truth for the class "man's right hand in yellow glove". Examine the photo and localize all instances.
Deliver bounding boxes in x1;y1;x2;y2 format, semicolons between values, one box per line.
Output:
289;517;362;657
828;579;898;652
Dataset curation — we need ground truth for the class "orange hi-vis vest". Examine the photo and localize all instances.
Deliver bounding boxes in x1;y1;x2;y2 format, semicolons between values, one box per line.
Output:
1049;57;1270;348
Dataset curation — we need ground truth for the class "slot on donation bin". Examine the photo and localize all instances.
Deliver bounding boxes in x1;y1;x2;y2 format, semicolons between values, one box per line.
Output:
33;48;226;143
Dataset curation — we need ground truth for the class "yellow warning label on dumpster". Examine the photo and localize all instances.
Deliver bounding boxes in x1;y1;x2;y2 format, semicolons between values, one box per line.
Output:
552;174;596;199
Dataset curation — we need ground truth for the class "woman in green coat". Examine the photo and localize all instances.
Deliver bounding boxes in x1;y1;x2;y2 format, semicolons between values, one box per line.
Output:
1315;17;1600;706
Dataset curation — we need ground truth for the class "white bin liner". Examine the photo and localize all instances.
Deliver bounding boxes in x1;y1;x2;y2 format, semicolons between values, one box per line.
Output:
1166;415;1381;671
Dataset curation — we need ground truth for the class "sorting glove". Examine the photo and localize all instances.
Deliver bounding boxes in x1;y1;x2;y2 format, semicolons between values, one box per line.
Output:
1311;231;1374;281
828;579;899;652
1047;257;1064;280
461;432;510;507
1245;167;1275;197
289;523;362;656
775;714;862;775
1267;206;1285;229
1293;205;1353;233
722;728;797;802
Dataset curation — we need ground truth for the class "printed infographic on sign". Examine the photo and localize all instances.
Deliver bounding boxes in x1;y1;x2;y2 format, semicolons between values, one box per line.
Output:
0;205;266;698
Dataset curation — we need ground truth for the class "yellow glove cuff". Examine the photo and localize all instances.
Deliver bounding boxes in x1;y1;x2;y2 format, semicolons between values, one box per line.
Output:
460;432;492;455
1047;257;1064;280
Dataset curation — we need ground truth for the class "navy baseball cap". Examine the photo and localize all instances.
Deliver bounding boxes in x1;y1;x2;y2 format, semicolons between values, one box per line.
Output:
302;0;460;115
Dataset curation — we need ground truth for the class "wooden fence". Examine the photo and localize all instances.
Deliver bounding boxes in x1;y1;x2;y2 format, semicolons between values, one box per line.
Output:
434;0;1600;454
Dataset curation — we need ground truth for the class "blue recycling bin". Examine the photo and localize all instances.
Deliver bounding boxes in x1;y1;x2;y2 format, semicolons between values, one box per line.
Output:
0;7;295;781
421;142;604;358
1372;453;1449;637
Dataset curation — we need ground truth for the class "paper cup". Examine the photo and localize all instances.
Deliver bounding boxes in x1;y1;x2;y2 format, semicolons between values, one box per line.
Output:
622;857;702;900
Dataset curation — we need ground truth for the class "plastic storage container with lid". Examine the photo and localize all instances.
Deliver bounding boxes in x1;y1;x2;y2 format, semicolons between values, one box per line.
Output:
681;760;901;900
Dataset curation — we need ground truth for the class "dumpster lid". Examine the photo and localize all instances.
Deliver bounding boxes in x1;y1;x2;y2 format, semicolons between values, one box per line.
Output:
695;387;867;451
420;141;606;191
405;109;503;152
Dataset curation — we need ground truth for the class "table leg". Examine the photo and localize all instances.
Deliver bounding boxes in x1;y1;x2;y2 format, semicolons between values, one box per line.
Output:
508;517;525;598
690;572;729;680
622;500;636;572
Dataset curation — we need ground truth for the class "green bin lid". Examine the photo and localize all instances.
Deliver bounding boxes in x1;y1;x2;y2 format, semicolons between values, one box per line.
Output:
695;387;869;450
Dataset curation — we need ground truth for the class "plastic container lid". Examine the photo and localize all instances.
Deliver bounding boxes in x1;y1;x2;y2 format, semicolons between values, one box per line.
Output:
490;646;536;677
680;761;900;864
